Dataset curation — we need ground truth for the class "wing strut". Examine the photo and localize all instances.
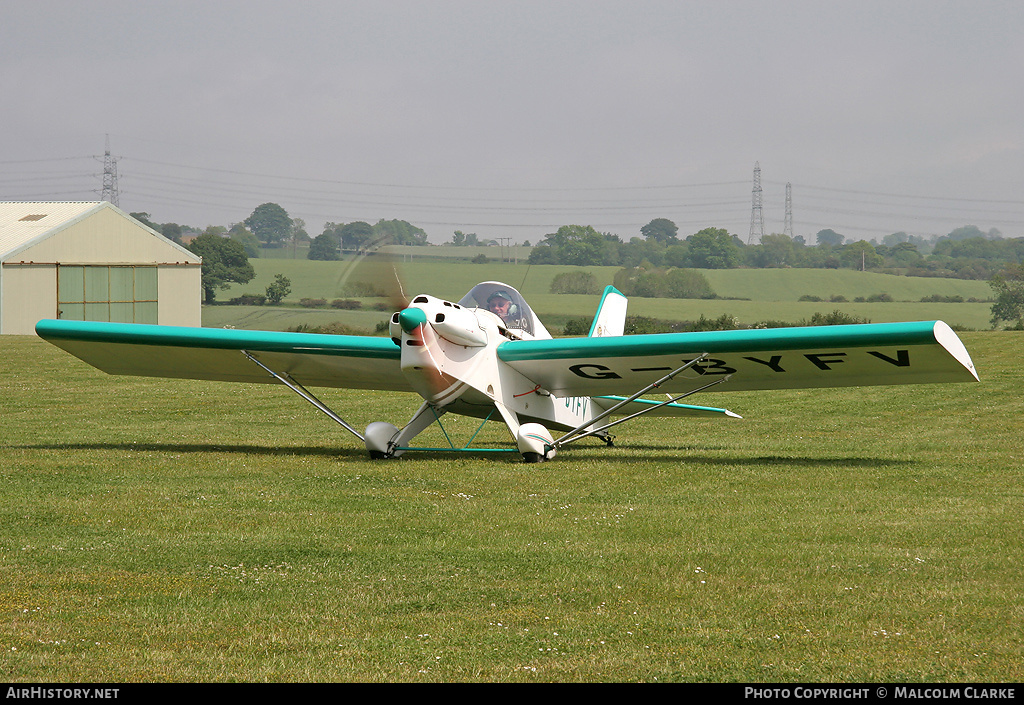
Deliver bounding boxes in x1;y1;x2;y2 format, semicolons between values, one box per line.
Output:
554;376;730;450
552;354;724;450
241;350;365;442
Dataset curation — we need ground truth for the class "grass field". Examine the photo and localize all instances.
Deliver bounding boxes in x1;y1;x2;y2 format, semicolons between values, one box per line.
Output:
1;330;1021;682
211;259;995;332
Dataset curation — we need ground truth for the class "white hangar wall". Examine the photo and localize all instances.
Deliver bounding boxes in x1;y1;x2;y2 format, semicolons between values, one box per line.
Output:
0;202;202;335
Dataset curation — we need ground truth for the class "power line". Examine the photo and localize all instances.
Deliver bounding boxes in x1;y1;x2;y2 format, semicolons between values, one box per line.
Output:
126;157;749;194
3;150;1023;241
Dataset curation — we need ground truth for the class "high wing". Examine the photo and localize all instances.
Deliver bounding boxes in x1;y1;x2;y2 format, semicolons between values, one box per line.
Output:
497;320;978;397
35;319;408;391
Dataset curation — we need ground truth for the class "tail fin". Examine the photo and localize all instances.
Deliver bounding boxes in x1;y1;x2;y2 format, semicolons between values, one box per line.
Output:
589;286;627;337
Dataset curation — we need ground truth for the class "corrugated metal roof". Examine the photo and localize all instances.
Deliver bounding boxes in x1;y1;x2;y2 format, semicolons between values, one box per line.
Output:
0;201;199;262
0;202;103;259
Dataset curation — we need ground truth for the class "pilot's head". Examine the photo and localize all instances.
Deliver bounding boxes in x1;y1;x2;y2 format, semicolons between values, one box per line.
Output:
486;291;512;319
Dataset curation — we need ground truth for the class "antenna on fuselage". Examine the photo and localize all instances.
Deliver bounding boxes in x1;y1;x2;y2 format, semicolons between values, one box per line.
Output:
518;263;532;292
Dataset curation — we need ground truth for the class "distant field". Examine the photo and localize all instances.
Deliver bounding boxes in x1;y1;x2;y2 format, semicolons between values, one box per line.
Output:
1;331;1020;682
212;259;995;332
258;243;523;262
699;268;991;303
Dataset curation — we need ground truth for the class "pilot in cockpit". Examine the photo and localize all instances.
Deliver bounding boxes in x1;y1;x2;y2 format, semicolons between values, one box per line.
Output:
459;282;541;336
486;290;526;330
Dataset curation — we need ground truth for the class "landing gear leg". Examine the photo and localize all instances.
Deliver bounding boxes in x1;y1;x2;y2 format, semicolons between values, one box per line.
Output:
364;402;447;459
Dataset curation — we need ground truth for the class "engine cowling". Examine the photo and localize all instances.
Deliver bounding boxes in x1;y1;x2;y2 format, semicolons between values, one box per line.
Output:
392;296;488;347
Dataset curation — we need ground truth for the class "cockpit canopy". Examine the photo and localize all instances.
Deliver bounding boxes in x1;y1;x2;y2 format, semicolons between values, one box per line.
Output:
458;281;551;339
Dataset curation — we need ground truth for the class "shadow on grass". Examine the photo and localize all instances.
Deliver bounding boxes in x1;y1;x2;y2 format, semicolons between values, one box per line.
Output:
16;441;367;459
551;443;918;468
12;441;917;468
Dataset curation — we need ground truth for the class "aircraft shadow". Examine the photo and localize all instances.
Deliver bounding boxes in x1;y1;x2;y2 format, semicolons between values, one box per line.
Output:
16;442;368;459
561;443;917;468
14;441;915;468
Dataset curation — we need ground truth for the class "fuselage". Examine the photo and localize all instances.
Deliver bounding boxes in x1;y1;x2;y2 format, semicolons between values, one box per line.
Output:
391;293;603;432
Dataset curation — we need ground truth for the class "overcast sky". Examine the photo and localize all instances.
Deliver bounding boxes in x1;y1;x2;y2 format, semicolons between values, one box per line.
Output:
2;0;1022;244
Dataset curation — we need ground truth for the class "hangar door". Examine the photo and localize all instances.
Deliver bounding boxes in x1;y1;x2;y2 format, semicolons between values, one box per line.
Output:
57;265;158;324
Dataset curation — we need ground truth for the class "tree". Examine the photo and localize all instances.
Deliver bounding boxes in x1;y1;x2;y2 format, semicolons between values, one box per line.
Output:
944;225;993;241
882;231;910;247
816;229;845;247
685;227;741;268
751;233;796;267
840;240;883;270
640;218;678;243
888;241;923;267
527;225;620;266
160;223;184;244
289;218;309;245
265;274;292;305
663;242;689;268
989;264;1024;329
372;219;428;246
130;212;160;231
619;237;666;268
308;231;341;260
187;232;255;304
339;221;374;251
227;223;261;258
244;203;292;247
451;230;480;246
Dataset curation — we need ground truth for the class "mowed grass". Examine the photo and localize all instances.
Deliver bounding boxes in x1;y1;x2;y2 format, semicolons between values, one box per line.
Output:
1;332;1021;682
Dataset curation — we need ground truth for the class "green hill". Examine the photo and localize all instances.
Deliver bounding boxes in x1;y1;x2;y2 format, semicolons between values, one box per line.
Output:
210;259;994;332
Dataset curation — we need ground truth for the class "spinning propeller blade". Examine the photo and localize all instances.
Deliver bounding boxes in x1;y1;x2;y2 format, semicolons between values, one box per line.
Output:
336;237;411;312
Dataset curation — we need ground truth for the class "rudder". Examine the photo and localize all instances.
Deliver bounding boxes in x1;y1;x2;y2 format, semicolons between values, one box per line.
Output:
589;285;628;337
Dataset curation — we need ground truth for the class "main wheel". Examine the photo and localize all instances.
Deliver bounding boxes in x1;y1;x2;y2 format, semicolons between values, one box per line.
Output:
516;423;556;462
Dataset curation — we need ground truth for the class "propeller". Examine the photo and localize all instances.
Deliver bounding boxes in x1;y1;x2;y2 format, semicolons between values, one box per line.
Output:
335;237;463;400
336;235;410;313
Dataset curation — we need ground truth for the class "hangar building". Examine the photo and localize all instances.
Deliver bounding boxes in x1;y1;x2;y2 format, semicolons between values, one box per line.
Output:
0;202;202;335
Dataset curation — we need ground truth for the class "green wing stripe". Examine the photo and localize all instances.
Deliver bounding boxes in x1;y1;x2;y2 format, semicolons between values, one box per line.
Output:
499;320;946;360
36;319;400;359
35;319;407;391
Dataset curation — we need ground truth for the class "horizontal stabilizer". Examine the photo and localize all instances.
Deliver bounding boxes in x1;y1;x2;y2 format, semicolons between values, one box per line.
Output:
594;395;741;418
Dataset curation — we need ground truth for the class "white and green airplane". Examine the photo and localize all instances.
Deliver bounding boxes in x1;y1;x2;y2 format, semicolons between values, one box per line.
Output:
36;281;979;462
